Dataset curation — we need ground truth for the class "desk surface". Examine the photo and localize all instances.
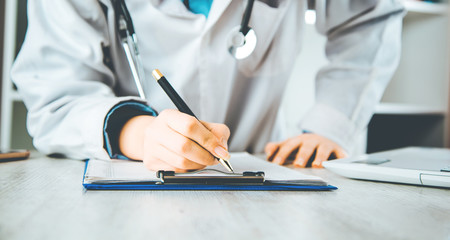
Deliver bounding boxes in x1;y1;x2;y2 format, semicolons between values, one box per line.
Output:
0;153;449;240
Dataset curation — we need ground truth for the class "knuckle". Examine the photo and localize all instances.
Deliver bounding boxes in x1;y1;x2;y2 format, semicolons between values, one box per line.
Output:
178;138;192;154
183;118;198;135
204;137;219;151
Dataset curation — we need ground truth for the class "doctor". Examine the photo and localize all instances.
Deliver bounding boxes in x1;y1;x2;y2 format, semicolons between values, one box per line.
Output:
12;0;404;171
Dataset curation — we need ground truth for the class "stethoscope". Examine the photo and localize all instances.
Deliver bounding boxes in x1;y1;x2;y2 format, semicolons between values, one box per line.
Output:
226;0;258;59
111;0;257;99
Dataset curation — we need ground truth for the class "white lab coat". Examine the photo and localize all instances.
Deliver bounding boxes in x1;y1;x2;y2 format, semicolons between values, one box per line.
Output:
11;0;404;160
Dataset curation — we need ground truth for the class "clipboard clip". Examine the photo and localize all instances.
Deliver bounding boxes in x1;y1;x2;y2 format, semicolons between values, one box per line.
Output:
156;169;265;185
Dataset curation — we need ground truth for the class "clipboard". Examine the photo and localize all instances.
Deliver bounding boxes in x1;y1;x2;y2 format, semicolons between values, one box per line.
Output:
82;153;337;191
156;169;266;185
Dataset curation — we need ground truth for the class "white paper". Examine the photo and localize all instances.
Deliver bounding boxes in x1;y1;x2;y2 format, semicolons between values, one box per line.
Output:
84;152;326;185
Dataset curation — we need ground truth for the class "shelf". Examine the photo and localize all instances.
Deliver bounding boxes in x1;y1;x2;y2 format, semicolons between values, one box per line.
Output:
375;103;447;115
403;0;448;15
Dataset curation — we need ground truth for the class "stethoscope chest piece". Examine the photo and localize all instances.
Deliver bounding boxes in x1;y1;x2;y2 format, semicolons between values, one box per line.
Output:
227;26;257;60
227;0;257;60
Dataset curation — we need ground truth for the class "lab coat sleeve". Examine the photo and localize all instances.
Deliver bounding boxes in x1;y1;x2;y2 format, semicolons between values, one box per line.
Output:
299;0;405;153
11;0;144;160
104;102;156;159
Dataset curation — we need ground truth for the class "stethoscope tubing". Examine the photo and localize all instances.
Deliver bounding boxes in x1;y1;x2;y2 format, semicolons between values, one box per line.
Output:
240;0;255;35
115;0;256;59
113;0;258;97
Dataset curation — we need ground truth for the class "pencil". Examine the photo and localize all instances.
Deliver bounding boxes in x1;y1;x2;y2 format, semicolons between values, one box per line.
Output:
151;69;234;173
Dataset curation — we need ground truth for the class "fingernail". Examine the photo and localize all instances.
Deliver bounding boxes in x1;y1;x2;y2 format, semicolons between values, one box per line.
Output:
221;138;228;150
294;158;305;167
312;163;322;168
215;146;230;160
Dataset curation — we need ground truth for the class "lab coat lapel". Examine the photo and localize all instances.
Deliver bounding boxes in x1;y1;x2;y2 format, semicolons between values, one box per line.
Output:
204;0;232;32
97;0;231;32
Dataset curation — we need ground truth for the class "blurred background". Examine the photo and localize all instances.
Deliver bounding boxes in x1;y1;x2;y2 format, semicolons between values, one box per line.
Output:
0;0;448;154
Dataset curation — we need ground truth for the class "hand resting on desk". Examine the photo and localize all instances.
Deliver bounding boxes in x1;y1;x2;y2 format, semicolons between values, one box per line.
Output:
118;109;230;172
265;133;348;168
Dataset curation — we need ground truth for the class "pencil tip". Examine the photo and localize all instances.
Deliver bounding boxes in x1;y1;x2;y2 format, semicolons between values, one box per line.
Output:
152;69;163;81
218;158;234;173
224;159;234;173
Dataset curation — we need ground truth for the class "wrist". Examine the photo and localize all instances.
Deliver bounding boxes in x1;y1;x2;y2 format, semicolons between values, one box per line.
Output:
119;115;155;160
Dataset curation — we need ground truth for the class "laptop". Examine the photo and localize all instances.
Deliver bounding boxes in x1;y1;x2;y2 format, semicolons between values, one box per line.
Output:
322;147;450;188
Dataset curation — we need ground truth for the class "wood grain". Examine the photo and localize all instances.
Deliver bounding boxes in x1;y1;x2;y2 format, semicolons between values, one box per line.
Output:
0;153;449;240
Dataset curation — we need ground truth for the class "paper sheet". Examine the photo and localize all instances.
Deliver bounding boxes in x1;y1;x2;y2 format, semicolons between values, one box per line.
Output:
84;152;326;185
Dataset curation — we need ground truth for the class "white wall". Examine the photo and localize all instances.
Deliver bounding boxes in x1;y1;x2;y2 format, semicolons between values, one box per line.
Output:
382;13;449;108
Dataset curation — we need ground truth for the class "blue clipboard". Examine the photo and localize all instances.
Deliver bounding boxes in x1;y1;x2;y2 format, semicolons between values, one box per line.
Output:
82;161;338;191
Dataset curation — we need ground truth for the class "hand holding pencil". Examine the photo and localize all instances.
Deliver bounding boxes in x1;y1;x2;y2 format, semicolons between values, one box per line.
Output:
118;70;233;173
152;69;234;172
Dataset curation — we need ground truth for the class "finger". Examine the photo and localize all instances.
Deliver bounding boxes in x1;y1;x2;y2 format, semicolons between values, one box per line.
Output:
311;145;333;168
265;142;280;161
157;125;217;166
272;138;302;165
158;143;207;170
293;143;317;168
334;147;349;159
143;125;206;172
160;109;230;160
201;121;230;149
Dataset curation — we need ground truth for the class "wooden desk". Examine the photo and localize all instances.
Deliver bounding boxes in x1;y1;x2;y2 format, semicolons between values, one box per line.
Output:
0;153;449;240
